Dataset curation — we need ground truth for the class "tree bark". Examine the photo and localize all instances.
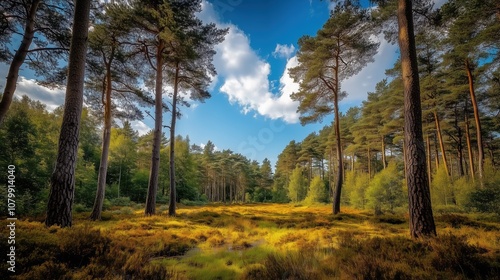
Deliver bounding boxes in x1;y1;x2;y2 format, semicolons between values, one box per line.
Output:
332;58;343;215
397;0;436;238
426;133;432;188
465;109;475;181
0;0;41;124
45;0;91;228
145;40;164;216
168;61;180;216
434;111;450;177
90;58;113;221
465;59;484;186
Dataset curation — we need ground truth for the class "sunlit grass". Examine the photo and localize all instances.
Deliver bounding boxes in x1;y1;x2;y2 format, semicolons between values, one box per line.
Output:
2;203;499;279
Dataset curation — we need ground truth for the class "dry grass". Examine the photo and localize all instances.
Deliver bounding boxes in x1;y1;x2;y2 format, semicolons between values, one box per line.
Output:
1;204;499;279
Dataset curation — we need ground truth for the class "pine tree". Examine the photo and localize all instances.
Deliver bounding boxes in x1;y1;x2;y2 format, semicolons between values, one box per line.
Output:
45;0;91;227
290;2;378;214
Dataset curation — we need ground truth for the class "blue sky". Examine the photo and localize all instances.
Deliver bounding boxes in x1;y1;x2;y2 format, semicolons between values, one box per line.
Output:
0;0;447;169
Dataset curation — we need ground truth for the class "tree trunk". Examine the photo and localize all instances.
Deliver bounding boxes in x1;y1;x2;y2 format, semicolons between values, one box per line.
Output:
465;59;484;186
0;0;41;124
381;136;387;169
426;133;432;188
367;147;371;177
434;111;450;177
465;109;475;181
168;62;180;216
434;131;440;170
45;0;91;228
397;0;436;238
90;59;114;221
145;40;164;216
332;59;343;215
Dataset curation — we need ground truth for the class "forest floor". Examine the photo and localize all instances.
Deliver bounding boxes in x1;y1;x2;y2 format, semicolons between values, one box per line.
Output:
2;203;500;279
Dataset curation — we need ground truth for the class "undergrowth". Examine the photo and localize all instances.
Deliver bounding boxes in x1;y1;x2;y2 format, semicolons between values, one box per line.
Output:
0;204;499;279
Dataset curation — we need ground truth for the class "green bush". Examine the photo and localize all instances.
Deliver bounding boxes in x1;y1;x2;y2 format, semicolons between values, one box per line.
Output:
304;176;328;204
366;162;405;214
110;196;133;206
467;188;500;215
431;165;455;206
344;171;370;209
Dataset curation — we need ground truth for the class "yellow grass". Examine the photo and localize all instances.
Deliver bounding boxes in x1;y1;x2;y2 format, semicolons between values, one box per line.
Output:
3;203;500;279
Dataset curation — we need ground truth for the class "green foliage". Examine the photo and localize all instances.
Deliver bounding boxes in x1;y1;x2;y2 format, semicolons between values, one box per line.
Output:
466;160;500;215
431;165;454;206
366;162;405;214
343;170;370;209
304;176;328;204
287;167;307;203
453;176;475;208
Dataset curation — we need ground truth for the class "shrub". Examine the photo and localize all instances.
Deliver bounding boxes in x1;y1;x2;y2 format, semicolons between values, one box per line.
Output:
110;196;133;206
366;161;405;214
304;176;328;204
431;165;455;206
467;188;500;215
349;171;370;209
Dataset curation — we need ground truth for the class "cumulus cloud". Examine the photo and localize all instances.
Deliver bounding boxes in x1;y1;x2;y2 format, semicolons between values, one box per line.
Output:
130;120;151;136
198;1;301;124
273;44;296;59
0;64;65;111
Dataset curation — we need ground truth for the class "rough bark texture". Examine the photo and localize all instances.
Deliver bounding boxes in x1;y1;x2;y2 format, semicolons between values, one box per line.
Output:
90;60;113;221
0;0;41;124
145;40;164;216
465;59;483;185
45;0;91;228
168;62;180;216
332;58;343;215
397;0;436;238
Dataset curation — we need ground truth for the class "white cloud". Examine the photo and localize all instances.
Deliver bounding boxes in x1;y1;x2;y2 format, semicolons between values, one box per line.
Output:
273;44;296;59
0;63;66;111
130;120;151;136
197;1;301;124
199;142;219;151
341;36;398;102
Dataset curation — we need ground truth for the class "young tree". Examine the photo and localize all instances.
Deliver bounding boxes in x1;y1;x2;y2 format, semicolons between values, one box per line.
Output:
290;2;378;214
304;176;328;204
88;3;144;221
288;166;307;203
45;0;91;227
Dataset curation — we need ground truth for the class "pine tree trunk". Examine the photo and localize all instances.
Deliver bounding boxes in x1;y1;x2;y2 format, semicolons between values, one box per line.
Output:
434;111;450;176
434;131;440;170
465;110;475;181
332;59;343;215
381;136;387;169
145;40;165;216
169;62;180;216
465;59;484;186
0;0;41;124
426;133;432;188
397;0;436;238
45;0;91;228
90;60;113;221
